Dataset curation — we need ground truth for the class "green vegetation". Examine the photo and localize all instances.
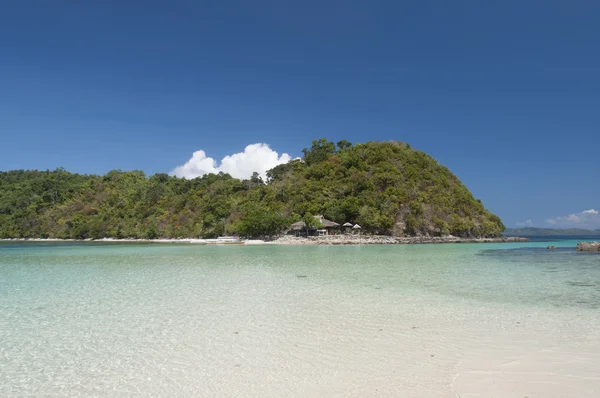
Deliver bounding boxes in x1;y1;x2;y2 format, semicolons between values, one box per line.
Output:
0;140;504;239
504;227;600;236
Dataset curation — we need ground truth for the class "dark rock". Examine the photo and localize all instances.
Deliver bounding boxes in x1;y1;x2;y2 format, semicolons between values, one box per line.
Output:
547;246;556;250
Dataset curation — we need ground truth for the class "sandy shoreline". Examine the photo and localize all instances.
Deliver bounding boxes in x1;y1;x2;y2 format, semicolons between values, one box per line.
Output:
0;235;529;245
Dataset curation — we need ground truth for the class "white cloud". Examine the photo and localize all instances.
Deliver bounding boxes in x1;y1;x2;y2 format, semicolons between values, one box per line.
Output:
171;143;292;180
544;209;600;229
516;219;534;227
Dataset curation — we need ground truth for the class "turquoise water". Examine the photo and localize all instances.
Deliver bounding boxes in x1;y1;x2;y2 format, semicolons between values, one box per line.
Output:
1;240;599;396
1;239;598;308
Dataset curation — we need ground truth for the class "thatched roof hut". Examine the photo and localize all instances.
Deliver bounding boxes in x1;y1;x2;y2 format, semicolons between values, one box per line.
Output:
343;222;353;227
314;215;340;228
290;221;307;231
287;216;341;236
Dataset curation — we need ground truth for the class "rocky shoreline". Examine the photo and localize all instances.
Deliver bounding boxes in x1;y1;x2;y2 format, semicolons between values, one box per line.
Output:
269;235;530;245
0;235;530;245
576;242;600;252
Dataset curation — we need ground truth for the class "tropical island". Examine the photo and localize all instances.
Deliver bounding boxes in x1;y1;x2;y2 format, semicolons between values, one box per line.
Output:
0;139;509;242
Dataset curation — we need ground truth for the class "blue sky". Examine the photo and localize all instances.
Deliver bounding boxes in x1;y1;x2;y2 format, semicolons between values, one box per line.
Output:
1;1;598;228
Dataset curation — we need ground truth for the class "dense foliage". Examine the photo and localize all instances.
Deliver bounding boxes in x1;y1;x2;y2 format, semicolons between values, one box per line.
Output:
0;140;505;239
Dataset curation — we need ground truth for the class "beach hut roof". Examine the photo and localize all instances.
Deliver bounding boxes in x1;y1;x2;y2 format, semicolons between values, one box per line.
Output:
352;224;362;229
343;222;354;227
289;216;340;230
290;221;307;231
320;219;340;228
312;215;339;227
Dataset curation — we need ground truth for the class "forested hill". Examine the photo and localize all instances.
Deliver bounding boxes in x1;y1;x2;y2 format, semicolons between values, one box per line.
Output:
0;139;504;239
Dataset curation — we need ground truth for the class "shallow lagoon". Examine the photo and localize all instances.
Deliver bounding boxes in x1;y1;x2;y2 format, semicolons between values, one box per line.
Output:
1;240;599;396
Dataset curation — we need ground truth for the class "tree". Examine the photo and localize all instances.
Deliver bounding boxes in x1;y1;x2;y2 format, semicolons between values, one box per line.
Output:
302;213;322;236
236;203;288;238
250;172;264;186
336;140;352;151
265;160;302;183
301;138;336;165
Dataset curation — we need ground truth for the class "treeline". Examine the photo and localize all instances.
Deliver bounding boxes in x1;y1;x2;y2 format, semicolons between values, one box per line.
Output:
0;139;504;239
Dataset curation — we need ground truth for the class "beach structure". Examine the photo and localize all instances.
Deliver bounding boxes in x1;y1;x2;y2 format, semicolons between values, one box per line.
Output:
289;221;308;237
315;215;341;235
343;222;354;234
288;215;341;236
352;224;362;235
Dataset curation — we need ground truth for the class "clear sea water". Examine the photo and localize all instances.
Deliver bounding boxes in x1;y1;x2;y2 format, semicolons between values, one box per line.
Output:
1;238;599;396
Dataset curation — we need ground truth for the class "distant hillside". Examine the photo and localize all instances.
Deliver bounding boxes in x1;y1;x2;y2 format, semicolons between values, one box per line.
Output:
504;227;600;236
0;139;504;239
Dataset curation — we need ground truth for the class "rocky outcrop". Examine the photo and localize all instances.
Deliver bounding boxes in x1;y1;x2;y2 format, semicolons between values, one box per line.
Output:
395;236;529;244
272;235;529;245
576;242;600;252
547;246;557;250
274;235;398;245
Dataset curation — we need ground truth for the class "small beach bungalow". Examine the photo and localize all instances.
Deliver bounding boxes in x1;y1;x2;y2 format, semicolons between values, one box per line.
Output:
288;221;310;237
287;215;341;236
314;215;341;235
